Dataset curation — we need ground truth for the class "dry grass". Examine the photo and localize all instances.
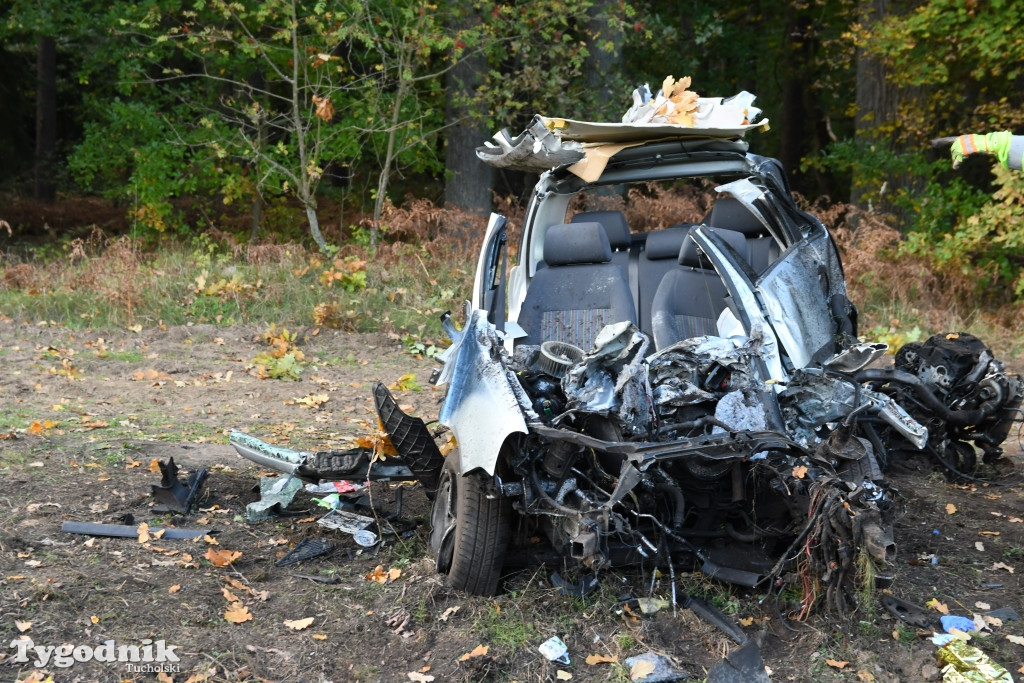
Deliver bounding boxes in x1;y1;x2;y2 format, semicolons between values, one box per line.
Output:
4;191;1024;357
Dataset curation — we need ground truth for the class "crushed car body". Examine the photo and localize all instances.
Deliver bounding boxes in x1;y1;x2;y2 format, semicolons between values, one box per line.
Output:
231;83;1022;615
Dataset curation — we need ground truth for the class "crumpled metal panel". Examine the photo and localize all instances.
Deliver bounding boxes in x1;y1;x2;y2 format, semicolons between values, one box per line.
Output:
562;322;652;435
437;309;528;476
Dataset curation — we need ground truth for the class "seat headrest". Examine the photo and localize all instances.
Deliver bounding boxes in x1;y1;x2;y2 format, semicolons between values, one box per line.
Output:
679;227;748;267
705;197;767;236
570;210;631;250
544;222;612;266
644;224;696;260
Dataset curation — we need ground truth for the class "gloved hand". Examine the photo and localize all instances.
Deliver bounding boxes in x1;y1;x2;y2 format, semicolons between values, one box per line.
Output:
950;131;1013;169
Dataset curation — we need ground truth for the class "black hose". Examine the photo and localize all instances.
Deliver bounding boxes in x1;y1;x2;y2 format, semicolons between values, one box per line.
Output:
653;483;686;529
856;368;997;427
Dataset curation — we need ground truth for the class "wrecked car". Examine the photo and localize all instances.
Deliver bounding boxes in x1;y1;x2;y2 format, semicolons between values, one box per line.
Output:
231;89;1022;615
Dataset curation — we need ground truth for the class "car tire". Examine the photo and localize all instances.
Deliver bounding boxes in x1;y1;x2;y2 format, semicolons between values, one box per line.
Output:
429;455;511;595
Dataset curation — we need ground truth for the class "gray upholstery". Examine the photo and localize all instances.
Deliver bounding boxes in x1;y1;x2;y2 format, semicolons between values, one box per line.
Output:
544;222;611;266
518;222;637;349
636;224;694;338
570;210;631;250
651;227;748;350
705;196;779;274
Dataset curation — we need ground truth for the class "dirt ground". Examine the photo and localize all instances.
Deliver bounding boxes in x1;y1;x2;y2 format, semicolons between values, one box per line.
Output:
2;319;1024;682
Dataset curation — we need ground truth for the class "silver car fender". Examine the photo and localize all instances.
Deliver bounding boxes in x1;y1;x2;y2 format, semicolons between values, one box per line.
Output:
436;308;528;476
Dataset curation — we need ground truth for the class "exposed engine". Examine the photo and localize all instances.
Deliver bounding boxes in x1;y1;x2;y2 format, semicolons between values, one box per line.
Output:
863;333;1023;475
492;327;1019;615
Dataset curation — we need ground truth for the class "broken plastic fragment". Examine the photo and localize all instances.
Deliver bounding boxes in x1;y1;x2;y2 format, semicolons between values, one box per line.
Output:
538;636;570;665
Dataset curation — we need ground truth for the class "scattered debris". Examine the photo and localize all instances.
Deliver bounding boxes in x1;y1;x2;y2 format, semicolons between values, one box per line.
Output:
936;639;1013;682
706;642;770;683
275;538;334;567
624;652;687;682
150;457;208;513
246;475;303;522
550;571;599;598
61;521;211;540
883;594;939;630
292;573;342;584
538;636;570;665
316;508;375;533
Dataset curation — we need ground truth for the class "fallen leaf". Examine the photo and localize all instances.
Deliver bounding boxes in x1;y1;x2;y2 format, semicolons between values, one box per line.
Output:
980;531;1000;536
148;458;162;473
976;541;985;552
407;674;435;683
125;457;141;469
284;617;314;630
157;671;174;683
946;503;957;515
15;620;31;632
168;584;181;594
826;659;848;669
857;671;875;682
204;534;219;545
287;393;329;408
458;644;489;661
312;633;327;640
438;606;460;621
739;617;754;627
983;615;1003;628
975;601;991;610
205;548;242;567
630;659;656;680
791;465;808;479
556;671;573;681
224;603;253;624
1006;634;1024;646
926;598;950;614
586;653;618;665
991;562;1015;573
364;564;401;584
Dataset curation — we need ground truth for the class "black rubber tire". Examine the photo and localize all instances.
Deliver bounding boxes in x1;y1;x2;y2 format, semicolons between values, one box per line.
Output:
432;455;511;596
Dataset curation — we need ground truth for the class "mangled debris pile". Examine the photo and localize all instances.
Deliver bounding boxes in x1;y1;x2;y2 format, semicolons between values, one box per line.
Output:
429;306;1021;616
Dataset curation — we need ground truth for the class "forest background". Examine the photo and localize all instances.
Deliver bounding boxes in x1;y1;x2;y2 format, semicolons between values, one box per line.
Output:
2;0;1024;349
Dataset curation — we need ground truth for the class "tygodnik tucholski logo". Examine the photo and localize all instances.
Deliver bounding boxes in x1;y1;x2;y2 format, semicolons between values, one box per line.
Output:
8;637;181;673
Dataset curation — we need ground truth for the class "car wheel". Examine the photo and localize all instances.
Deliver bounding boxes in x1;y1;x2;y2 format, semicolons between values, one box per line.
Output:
429;455;511;595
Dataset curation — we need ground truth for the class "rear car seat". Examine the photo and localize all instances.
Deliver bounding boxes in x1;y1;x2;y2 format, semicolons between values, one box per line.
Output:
649;227;747;351
517;222;637;350
570;210;639;313
636;224;696;339
704;197;781;275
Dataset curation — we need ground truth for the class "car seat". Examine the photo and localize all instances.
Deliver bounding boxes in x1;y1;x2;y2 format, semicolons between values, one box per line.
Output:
516;222;637;350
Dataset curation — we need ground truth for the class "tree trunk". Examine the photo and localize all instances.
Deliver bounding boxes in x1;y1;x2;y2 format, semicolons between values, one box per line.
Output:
443;14;493;246
305;204;327;253
34;36;57;204
585;0;622;116
853;0;926;220
250;194;263;243
779;12;812;187
372;57;409;246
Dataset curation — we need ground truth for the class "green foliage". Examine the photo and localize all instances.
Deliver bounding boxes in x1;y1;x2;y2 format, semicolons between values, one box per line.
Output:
904;166;1024;301
252;351;303;380
401;335;442;360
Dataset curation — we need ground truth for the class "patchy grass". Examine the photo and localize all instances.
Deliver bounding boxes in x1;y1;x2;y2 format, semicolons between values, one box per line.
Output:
0;232;473;346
